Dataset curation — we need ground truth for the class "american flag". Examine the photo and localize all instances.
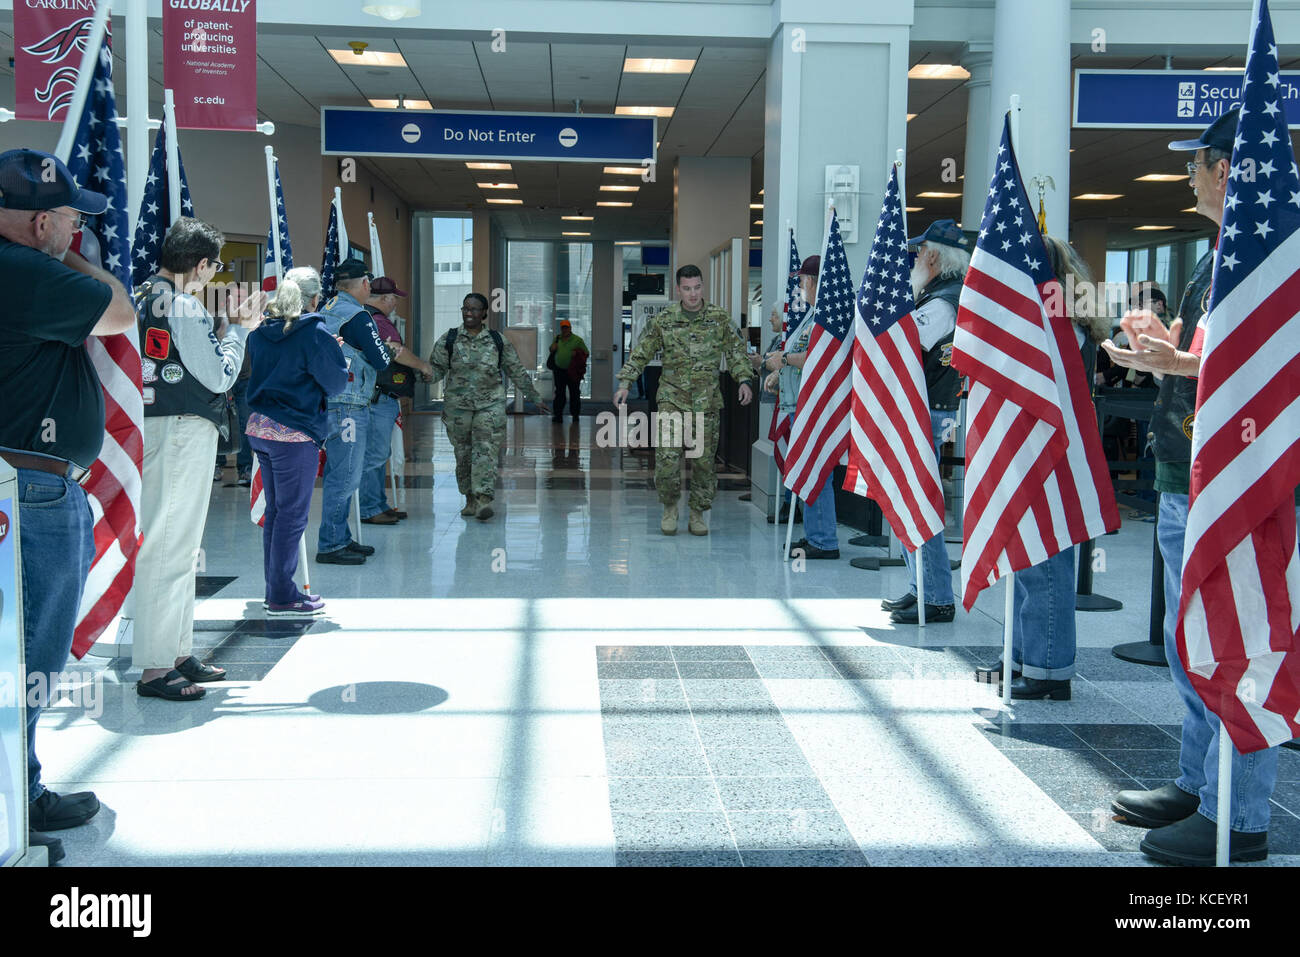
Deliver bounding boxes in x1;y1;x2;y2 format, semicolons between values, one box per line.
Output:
262;159;293;292
131;123;193;287
842;166;946;551
320;192;348;297
782;208;856;504
249;460;266;527
1176;0;1300;754
952;114;1119;610
768;229;802;470
60;40;141;658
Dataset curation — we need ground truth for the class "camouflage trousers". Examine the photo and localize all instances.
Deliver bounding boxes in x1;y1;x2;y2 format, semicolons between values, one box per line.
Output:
654;404;721;511
443;405;506;499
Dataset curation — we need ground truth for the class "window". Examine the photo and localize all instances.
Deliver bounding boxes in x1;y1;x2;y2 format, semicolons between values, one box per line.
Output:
413;215;474;402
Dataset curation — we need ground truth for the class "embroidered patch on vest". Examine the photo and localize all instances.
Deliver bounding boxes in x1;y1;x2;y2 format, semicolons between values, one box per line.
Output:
144;327;170;360
1182;413;1195;440
161;363;184;384
940;343;954;367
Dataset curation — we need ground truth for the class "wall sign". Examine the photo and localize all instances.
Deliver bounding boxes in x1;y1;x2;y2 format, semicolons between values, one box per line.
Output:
1074;69;1300;129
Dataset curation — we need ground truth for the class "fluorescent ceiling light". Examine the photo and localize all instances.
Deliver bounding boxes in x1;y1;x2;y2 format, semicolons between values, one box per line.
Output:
600;184;640;192
749;235;761;240
1135;173;1187;182
623;57;696;74
908;63;970;80
329;49;407;68
907;113;917;122
562;231;591;236
486;198;522;205
477;182;517;189
466;162;510;170
753;220;763;225
758;188;764;195
616;106;675;118
917;191;961;198
603;166;645;176
1204;66;1243;71
615;241;639;246
1182;207;1198;213
1134;225;1175;231
368;98;432;110
750;203;763;209
362;0;421;20
597;201;632;207
905;206;924;212
1074;193;1123;200
562;215;594;221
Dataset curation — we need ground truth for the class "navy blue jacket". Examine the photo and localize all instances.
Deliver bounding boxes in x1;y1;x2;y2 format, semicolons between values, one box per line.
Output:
246;313;349;444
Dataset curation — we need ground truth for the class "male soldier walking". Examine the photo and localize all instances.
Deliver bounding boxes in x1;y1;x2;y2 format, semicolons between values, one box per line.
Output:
615;264;754;536
426;292;550;520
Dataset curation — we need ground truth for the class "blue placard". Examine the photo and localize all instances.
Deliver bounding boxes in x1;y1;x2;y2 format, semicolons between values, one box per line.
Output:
1074;69;1300;129
321;107;657;164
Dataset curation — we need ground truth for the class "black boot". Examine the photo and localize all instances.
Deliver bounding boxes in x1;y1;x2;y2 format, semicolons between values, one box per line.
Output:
1111;783;1201;830
890;603;955;624
881;592;917;613
1140;812;1268;865
1009;675;1071;700
974;660;1022;683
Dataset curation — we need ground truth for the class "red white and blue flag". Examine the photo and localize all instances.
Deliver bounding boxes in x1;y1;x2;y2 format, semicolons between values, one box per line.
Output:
952;114;1118;610
783;208;856;504
843;165;946;551
768;228;803;471
262;158;294;292
320;191;348;298
1176;0;1300;754
60;37;142;657
131;123;193;288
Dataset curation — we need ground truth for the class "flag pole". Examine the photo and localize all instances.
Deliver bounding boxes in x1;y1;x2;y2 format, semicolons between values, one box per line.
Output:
265;146;283;287
1008;93;1022;158
784;487;798;561
1216;727;1232;865
334;186;349;253
1002;572;1015;706
163;89;181;225
53;1;112;162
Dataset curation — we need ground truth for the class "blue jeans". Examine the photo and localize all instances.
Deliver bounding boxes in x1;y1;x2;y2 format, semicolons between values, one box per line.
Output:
787;415;838;550
1010;547;1077;680
318;405;369;554
1158;492;1280;831
249;437;319;605
903;409;956;605
360;395;399;519
17;471;94;802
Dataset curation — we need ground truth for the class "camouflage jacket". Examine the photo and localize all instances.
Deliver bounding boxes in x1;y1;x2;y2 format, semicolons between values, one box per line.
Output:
428;325;541;412
618;301;755;411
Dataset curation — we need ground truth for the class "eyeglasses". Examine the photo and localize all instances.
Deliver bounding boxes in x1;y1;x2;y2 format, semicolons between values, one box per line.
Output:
32;209;86;229
206;258;226;272
1186;160;1212;175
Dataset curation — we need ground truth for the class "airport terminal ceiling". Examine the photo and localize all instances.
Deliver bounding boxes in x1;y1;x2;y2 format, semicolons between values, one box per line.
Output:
0;1;1296;245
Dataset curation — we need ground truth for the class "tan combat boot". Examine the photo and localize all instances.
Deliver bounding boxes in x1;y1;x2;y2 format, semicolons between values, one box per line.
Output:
688;508;708;536
661;503;678;535
476;495;495;520
461;494;478;517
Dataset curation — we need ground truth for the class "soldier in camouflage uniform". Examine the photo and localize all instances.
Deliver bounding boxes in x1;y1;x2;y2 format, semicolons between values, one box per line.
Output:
615;264;754;536
426;293;550;520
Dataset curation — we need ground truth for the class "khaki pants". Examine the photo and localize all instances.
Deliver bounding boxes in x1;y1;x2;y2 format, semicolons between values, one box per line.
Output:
132;414;218;670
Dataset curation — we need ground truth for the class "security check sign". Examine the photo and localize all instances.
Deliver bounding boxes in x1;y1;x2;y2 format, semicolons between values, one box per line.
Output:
321;107;657;163
1074;69;1300;128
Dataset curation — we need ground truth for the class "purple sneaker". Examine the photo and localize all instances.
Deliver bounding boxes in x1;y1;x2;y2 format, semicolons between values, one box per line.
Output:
266;597;326;617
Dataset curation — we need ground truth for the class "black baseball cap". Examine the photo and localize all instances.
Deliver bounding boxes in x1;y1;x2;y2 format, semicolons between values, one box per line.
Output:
1168;109;1239;153
907;218;970;250
0;148;108;215
334;258;369;281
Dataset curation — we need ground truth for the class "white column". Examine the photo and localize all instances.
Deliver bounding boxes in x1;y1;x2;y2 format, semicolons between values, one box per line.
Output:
589;241;618;403
671;156;751;290
125;0;149;235
989;0;1071;237
960;42;994;229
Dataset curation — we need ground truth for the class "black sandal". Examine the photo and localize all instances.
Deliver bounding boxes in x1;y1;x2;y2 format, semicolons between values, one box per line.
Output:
136;670;206;701
174;656;225;683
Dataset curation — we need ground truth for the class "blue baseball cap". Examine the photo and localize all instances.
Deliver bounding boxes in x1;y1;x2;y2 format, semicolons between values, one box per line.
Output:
0;148;107;215
1168;109;1239;153
906;218;970;250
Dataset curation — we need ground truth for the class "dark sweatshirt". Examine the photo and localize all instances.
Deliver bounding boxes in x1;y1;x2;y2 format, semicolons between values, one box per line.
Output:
246;313;349;444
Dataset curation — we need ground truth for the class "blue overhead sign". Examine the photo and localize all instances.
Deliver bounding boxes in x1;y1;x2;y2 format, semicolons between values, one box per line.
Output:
1074;69;1300;129
321;107;657;163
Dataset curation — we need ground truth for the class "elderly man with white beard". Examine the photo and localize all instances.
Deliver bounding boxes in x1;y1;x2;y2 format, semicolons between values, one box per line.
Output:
879;219;971;624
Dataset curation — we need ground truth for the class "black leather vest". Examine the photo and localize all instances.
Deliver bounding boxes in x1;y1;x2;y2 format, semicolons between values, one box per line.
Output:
1152;249;1214;465
916;275;963;411
136;276;226;429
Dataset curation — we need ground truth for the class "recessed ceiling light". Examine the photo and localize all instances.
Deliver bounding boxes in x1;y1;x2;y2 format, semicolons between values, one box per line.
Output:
758;188;764;195
753;220;763;225
908;64;971;80
600;184;640;192
1182;207;1198;213
477;182;517;189
1204;65;1243;71
905;206;924;212
615;241;639;246
907;113;917;121
486;198;522;205
329;49;407;68
466;162;511;170
368;98;432;110
603;166;645;176
917;191;961;198
562;231;591;236
1074;193;1123;200
749;203;763;209
562;215;594;221
1136;173;1187;182
616;106;675;118
749;235;761;240
1134;225;1175;231
623;57;696;74
597;201;632;207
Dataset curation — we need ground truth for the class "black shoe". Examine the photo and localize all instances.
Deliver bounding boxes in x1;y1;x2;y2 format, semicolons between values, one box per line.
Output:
1139;812;1268;866
1112;783;1202;830
789;542;839;559
1009;675;1071;700
28;830;64;865
29;789;100;831
767;503;803;524
890;603;955;624
881;592;917;613
345;541;375;556
974;660;1022;683
316;547;364;565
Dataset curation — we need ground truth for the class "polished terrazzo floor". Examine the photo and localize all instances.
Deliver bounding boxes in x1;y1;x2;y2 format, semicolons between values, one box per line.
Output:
37;412;1300;866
